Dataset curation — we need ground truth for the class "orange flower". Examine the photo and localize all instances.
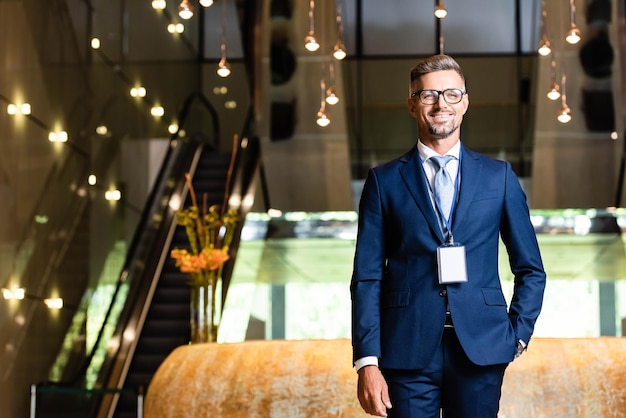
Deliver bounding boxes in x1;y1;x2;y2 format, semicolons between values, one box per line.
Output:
203;248;230;271
171;249;206;273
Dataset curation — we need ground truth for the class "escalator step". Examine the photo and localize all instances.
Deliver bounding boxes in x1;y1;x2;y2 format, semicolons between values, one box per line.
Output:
147;303;189;319
135;336;187;354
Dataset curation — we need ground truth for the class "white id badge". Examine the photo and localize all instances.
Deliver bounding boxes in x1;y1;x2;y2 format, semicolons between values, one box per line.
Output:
437;244;468;284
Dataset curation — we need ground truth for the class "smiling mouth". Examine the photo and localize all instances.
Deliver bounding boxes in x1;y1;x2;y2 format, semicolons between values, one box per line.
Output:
431;113;452;122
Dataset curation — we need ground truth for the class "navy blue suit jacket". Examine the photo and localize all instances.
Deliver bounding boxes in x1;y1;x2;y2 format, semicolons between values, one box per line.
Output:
351;144;546;369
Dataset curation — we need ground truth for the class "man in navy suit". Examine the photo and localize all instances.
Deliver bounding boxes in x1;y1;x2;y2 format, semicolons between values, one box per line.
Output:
350;54;546;417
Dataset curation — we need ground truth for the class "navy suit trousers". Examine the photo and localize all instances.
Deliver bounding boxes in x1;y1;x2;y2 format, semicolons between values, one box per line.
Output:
382;328;508;418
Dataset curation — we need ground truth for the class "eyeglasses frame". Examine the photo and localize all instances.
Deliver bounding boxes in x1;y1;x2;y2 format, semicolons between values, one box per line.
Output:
410;88;467;105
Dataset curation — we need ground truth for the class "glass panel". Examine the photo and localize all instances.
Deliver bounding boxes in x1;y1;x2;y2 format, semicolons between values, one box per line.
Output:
342;0;540;56
221;210;626;343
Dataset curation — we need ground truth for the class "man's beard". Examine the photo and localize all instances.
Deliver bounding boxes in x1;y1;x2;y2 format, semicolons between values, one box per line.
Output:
428;121;458;139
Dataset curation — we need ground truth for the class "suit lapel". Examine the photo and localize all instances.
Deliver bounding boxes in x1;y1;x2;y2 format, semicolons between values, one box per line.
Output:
452;145;482;233
398;148;446;242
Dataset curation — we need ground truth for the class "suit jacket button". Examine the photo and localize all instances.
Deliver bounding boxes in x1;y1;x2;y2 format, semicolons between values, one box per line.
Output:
439;289;447;297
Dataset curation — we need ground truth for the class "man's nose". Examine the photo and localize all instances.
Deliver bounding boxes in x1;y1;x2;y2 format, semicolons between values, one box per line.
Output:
434;93;448;107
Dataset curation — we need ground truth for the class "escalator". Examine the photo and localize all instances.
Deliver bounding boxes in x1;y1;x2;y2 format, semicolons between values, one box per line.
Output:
112;149;234;418
28;132;261;418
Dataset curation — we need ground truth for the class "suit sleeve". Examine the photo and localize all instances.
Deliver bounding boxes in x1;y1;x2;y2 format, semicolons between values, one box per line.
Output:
499;163;546;346
350;168;386;363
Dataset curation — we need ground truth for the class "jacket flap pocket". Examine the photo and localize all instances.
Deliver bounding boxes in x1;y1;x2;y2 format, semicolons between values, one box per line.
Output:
482;288;506;306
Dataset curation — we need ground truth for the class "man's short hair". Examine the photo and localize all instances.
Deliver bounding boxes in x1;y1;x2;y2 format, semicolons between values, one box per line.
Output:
409;54;465;85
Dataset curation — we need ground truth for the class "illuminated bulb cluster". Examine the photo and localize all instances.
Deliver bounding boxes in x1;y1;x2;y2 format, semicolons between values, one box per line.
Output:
168;23;185;34
2;287;25;300
7;103;31;115
49;131;68;142
130;87;147;98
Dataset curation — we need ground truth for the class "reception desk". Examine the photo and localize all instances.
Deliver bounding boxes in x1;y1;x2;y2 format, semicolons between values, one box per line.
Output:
144;338;626;417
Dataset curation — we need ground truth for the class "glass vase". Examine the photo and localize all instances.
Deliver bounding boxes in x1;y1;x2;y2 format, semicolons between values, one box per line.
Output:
189;282;217;343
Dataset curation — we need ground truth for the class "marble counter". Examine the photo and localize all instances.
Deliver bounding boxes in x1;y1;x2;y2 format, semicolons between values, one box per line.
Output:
144;338;626;417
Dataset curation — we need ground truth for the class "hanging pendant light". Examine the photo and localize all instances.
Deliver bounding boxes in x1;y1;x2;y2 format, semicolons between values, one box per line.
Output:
332;42;347;60
304;0;320;52
332;4;347;60
537;0;551;56
178;0;194;19
557;74;571;123
152;0;166;10
217;58;231;77
325;87;339;105
216;0;231;77
325;62;339;105
316;78;330;127
434;0;447;19
547;82;561;101
546;58;560;100
316;107;331;127
565;0;581;44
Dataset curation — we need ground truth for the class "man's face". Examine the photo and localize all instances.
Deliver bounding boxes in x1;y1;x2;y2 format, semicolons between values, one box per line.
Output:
407;69;469;141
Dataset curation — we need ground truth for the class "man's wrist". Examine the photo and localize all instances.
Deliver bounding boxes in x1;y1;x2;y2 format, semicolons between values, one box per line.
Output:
515;339;527;358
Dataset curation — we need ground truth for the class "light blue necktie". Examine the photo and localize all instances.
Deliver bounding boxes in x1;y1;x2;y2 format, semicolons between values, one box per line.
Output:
430;155;456;222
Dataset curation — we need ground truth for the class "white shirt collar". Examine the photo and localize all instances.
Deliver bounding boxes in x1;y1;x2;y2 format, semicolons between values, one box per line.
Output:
417;140;461;162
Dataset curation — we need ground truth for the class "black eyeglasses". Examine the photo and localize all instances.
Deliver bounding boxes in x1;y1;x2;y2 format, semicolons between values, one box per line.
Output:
410;89;466;105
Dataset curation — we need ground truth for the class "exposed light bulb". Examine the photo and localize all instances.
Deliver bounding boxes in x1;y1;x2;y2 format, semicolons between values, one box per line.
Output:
199;0;214;6
566;0;581;44
129;86;147;97
168;23;184;33
537;37;551;56
434;5;447;19
325;87;339;105
152;0;166;10
178;0;194;19
557;103;572;123
49;131;68;142
105;189;122;201
151;106;165;117
332;41;347;60
217;58;231;77
95;125;108;136
316;108;331;127
44;298;64;310
304;33;320;52
2;287;25;300
565;25;581;44
546;82;561;100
